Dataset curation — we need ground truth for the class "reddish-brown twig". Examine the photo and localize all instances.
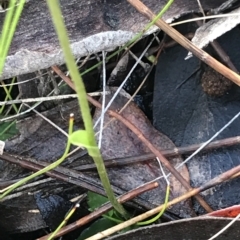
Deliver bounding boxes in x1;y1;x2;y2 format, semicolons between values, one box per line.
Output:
37;182;158;240
2;135;240;183
51;65;212;213
0;152;118;197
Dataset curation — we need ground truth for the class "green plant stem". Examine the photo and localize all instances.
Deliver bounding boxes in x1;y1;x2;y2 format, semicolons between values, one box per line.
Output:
46;0;128;219
49;200;79;240
0;0;26;75
0;0;17;59
0;78;18;114
99;185;170;226
0;115;74;199
137;185;170;225
102;214;123;224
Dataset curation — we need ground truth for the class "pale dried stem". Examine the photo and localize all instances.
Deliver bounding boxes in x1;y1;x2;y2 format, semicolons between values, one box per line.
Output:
127;0;240;86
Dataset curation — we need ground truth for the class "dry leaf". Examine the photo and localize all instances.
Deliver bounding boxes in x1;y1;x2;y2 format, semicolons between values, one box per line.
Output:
94;90;194;217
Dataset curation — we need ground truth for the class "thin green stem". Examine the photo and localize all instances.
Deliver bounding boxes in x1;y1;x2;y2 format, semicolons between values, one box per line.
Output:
49;199;79;240
0;78;18;114
102;214;123;224
93;184;170;226
81;0;174;76
0;0;26;75
137;185;170;225
0;0;17;57
46;0;128;218
0;115;74;199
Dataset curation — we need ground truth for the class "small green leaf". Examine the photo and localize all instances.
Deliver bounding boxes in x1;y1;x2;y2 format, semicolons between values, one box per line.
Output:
147;55;156;63
69;130;92;148
77;218;117;240
88;191;114;217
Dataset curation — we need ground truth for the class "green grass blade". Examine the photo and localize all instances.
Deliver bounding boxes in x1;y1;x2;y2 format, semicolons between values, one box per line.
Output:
0;0;26;75
81;0;174;76
46;0;128;218
0;115;74;199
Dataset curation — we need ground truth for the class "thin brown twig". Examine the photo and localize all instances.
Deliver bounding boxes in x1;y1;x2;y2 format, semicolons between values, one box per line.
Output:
127;0;240;86
2;135;240;181
37;182;159;240
0;152;109;197
51;65;213;213
76;135;240;171
210;40;239;73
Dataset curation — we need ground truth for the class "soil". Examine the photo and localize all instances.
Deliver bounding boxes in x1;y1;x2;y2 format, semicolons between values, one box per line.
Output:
201;67;233;96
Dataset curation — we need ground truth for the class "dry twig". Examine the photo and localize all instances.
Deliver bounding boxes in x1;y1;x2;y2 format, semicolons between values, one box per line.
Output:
127;0;240;86
37;182;158;240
